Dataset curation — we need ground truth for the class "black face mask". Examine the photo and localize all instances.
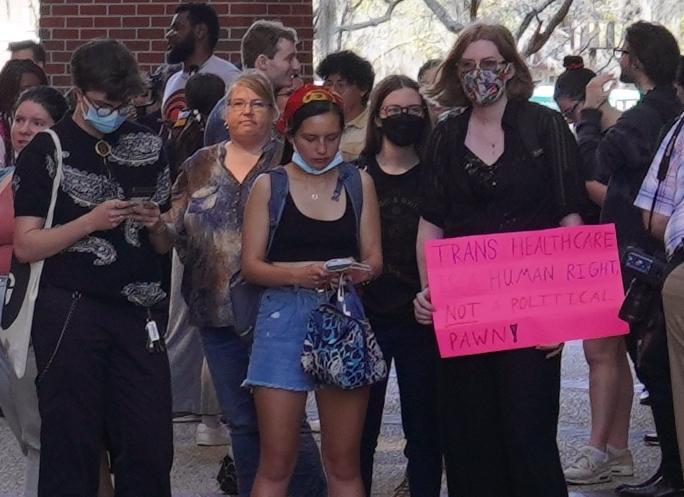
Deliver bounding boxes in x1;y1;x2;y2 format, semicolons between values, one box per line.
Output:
380;114;425;147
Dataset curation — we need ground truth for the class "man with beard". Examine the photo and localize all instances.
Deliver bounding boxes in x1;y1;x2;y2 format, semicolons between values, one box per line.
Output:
203;20;301;146
161;5;240;493
161;2;239;128
576;21;683;497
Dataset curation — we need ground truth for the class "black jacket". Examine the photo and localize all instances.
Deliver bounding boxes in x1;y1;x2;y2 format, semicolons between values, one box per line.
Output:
576;85;683;253
421;99;584;237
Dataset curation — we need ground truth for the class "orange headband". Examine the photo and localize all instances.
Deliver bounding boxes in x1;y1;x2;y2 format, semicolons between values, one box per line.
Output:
280;84;343;132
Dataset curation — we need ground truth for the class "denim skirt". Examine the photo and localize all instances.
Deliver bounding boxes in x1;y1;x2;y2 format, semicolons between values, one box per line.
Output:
243;286;329;391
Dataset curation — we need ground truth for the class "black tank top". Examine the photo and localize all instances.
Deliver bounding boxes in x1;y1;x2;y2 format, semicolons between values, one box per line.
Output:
268;192;358;262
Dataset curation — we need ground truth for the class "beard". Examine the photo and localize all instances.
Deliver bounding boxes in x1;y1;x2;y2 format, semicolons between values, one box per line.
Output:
619;62;635;84
166;36;196;65
619;70;635;84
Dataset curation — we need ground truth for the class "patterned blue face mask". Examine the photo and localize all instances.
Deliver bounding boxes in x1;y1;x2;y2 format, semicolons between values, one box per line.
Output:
82;101;127;134
291;150;344;176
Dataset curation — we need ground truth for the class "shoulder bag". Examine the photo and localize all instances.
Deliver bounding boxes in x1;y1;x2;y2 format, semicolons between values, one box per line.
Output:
301;278;387;389
1;129;63;378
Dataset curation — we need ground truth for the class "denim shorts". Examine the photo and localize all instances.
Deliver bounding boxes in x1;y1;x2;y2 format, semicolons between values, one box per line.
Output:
243;286;328;392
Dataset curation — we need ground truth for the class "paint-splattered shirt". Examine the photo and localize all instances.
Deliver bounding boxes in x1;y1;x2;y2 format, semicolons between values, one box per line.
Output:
168;139;283;327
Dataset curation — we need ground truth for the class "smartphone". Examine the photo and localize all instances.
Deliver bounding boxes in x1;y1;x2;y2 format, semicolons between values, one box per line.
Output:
325;258;354;272
128;186;156;204
324;258;372;273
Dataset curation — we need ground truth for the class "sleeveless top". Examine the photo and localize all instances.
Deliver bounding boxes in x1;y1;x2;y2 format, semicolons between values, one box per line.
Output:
268;191;358;262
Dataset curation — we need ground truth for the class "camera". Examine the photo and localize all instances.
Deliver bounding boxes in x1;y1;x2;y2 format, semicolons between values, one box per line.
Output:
618;246;666;324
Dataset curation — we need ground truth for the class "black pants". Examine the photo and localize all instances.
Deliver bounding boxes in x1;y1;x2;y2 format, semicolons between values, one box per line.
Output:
633;276;683;485
439;348;567;497
360;320;442;497
32;286;173;497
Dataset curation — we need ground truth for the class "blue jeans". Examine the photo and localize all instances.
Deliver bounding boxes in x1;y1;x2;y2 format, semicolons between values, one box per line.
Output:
360;319;443;496
199;326;326;497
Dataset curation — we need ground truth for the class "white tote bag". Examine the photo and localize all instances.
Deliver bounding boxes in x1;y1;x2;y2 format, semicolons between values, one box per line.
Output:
1;129;63;378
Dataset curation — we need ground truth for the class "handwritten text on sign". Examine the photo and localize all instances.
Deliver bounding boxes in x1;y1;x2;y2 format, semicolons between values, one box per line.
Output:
425;225;628;358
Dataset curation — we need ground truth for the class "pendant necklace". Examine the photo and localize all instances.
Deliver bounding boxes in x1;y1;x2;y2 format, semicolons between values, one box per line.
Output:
95;140;112;178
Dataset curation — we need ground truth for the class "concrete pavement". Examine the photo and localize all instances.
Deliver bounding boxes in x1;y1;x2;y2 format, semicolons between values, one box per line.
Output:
0;340;661;496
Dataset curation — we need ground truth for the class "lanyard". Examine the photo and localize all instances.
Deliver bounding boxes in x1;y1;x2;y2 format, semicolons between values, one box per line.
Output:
648;116;684;233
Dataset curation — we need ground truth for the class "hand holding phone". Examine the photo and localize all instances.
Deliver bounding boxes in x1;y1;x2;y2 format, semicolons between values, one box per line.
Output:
324;258;373;287
324;258;371;273
129;201;162;230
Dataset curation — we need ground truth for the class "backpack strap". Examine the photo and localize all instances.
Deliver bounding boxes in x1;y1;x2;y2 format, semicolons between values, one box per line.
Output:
265;167;289;256
331;163;364;252
335;163;363;232
265;163;364;258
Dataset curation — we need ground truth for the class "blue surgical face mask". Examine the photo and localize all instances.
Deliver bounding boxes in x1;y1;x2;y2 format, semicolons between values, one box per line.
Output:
291;149;344;175
82;102;128;134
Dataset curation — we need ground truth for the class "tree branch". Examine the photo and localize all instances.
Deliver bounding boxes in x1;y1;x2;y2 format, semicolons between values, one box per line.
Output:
421;0;466;33
469;0;481;21
577;32;596;55
336;0;408;33
337;0;353;50
523;0;574;56
515;0;557;41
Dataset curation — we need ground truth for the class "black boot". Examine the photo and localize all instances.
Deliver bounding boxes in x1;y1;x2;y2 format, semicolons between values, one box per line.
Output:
617;477;683;497
616;471;663;493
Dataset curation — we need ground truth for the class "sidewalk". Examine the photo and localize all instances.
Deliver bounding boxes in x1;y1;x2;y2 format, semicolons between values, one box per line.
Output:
0;341;660;496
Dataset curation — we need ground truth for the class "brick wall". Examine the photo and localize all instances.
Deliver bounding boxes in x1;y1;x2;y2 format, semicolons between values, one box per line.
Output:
38;0;314;87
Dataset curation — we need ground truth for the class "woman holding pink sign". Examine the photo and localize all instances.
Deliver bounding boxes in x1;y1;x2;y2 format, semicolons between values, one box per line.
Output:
414;23;583;497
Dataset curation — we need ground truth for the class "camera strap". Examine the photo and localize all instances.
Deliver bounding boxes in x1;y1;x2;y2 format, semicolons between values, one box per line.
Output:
648;115;684;233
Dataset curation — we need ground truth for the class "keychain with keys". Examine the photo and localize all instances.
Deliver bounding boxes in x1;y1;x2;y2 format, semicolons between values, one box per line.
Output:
145;309;163;353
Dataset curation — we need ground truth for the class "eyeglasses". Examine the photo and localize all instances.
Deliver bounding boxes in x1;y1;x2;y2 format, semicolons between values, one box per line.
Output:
381;105;425;118
560;101;580;121
228;99;272;113
613;48;630;58
457;59;509;73
324;79;350;94
84;94;134;118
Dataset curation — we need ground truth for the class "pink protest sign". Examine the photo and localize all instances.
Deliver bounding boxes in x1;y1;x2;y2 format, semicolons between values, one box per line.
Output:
425;224;629;358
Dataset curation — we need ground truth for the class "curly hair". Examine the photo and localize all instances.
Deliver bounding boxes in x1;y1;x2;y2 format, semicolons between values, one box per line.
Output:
316;50;375;106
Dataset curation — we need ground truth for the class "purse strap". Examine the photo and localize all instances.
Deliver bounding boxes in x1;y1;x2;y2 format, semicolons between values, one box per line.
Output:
647;115;684;233
41;129;64;230
335;274;350;316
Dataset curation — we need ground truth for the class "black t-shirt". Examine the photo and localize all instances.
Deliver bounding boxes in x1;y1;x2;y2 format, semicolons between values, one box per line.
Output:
421;100;582;238
360;155;422;324
13;116;171;307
